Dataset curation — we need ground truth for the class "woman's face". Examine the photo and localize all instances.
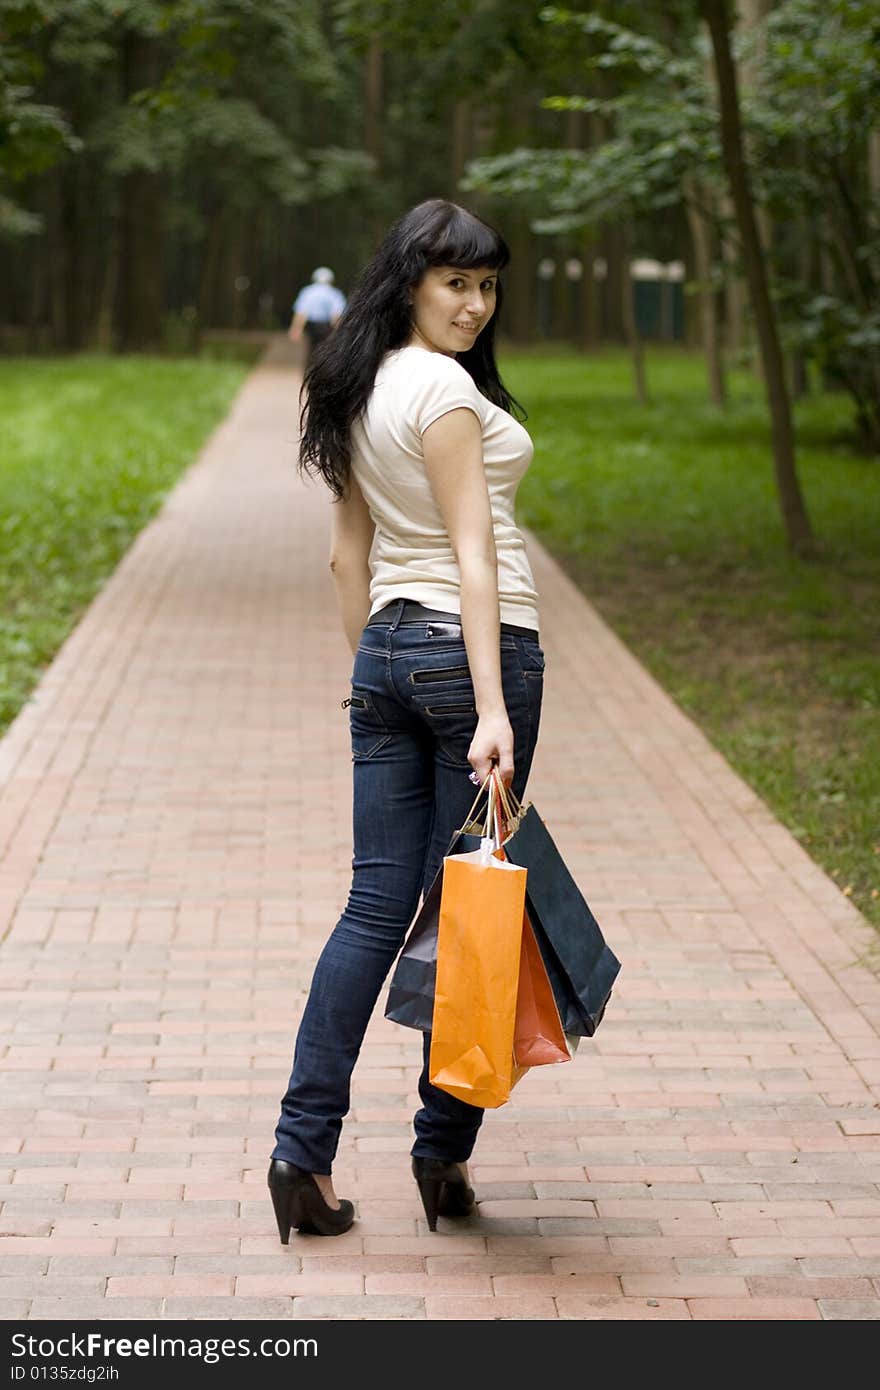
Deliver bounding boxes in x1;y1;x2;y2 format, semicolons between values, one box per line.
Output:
408;265;497;355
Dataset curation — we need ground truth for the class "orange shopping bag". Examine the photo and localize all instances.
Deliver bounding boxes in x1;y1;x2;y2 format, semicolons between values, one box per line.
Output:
429;786;527;1109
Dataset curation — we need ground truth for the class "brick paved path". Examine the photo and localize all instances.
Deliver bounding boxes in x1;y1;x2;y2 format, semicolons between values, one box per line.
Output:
2;340;879;1322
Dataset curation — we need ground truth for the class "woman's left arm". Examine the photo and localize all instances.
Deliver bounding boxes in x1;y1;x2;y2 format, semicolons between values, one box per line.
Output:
329;473;375;656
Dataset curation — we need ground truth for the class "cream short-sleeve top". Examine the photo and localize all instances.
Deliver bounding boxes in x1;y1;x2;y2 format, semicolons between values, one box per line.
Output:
349;344;540;632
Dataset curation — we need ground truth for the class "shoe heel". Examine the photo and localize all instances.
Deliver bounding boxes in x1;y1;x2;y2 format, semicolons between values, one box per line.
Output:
268;1183;300;1246
267;1159;355;1241
412;1157;475;1229
416;1176;441;1232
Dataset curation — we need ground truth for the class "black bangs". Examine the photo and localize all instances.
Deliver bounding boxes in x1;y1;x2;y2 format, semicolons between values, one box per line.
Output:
418;201;509;271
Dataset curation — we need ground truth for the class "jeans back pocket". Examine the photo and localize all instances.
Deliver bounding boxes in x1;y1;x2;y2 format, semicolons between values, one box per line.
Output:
346;685;391;760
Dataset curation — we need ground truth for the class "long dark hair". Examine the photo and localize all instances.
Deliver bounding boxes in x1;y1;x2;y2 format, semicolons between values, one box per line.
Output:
297;198;525;499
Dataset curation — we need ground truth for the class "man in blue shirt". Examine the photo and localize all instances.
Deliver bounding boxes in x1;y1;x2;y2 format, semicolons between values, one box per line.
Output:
288;267;346;369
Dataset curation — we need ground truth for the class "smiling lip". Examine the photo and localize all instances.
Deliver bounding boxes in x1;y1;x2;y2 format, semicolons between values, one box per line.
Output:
453;322;480;332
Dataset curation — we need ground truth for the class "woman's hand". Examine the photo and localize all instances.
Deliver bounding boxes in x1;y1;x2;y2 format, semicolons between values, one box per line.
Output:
468;711;514;787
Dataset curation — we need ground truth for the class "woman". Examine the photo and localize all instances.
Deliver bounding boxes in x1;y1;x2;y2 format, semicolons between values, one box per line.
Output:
268;198;544;1241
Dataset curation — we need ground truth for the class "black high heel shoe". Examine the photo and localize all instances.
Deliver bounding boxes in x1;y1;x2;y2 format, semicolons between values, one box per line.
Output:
412;1157;476;1232
267;1159;355;1243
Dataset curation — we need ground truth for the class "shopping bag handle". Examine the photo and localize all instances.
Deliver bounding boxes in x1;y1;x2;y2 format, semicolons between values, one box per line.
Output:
487;770;503;849
492;769;522;825
461;766;525;840
461;767;496;828
488;768;523;844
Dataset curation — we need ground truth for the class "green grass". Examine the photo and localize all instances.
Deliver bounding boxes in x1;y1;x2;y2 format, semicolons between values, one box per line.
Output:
0;354;252;735
501;344;880;931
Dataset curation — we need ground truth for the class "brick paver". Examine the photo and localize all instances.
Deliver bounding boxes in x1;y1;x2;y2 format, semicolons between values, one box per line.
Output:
2;339;879;1321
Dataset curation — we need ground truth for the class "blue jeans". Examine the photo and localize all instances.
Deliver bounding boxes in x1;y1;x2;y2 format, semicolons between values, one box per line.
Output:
272;599;544;1173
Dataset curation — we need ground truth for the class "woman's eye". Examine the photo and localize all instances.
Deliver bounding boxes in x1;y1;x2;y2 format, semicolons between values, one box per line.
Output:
447;277;495;291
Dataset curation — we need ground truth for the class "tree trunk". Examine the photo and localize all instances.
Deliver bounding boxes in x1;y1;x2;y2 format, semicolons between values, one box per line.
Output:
551;238;571;341
118;168;164;350
684;176;726;406
117;33;164;351
197;207;225;329
554;108;581;346
621;227;648;406
589;94;623;344
577;112;601;350
701;0;816;557
93;226;119;351
450;99;470;195
506;214;534;344
712;2;757;372
869;128;880;281
790;210;815;400
681;222;701;348
602;226;625;342
719;191;747;360
63;169;91;350
863;128;880;441
364;37;384;249
46;172;68;349
579;234;600;351
27;246;49;353
213;215;243;326
738;0;773;266
502;89;539;344
822;151;880;445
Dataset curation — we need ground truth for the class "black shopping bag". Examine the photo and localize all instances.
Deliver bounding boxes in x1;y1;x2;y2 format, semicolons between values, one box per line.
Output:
384;857;444;1031
384;827;476;1032
502;805;620;1036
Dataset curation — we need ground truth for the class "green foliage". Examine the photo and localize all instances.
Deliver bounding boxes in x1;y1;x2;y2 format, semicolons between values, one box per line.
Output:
755;0;880;449
757;0;879;153
0;0;381;343
467;0;880;449
463;8;718;235
45;0;361;192
0;1;79;232
3;0;372;245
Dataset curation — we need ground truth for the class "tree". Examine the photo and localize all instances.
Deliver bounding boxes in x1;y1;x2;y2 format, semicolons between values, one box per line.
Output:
461;8;720;402
700;0;816;556
751;0;880;452
0;1;76;238
1;0;371;349
464;3;821;549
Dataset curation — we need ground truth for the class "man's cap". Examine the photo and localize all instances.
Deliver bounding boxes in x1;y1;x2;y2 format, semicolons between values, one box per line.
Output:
311;267;334;284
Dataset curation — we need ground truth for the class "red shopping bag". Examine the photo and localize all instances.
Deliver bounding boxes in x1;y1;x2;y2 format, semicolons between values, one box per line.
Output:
514;911;571;1067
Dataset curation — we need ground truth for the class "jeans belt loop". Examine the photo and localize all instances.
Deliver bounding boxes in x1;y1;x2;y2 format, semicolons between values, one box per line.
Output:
382;598;406;637
368;600;538;643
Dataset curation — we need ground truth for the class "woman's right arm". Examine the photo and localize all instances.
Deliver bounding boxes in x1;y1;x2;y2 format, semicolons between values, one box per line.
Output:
421;406;514;786
329;473;375;656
